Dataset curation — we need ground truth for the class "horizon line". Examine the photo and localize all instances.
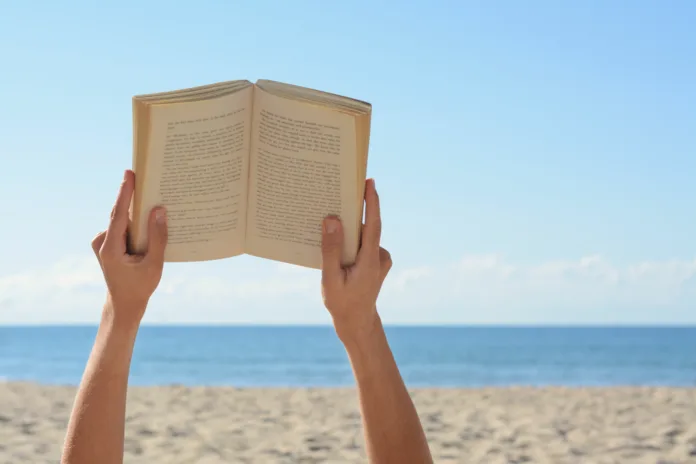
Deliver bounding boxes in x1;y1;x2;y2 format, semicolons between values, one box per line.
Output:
1;323;696;329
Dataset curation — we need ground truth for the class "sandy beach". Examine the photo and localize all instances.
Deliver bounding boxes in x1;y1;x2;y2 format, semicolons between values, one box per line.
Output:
1;383;695;463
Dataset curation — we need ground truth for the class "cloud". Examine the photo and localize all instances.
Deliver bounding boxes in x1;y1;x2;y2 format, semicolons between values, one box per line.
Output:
375;254;696;324
0;256;106;323
1;254;695;325
389;266;434;291
0;256;327;325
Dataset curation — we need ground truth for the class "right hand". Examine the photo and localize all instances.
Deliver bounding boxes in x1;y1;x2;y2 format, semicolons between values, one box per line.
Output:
321;179;392;344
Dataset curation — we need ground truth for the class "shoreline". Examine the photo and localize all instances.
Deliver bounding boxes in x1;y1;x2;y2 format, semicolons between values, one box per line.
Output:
2;383;695;463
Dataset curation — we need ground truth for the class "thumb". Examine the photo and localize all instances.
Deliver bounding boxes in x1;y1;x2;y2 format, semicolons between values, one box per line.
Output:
145;207;168;266
321;216;344;286
91;231;107;261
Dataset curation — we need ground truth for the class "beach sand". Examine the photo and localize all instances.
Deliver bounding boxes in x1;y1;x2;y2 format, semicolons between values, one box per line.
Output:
1;383;695;463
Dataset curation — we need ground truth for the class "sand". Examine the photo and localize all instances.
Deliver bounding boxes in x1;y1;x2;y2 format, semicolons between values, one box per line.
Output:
1;383;695;463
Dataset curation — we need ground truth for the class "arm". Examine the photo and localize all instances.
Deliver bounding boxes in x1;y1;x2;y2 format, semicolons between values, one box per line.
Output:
62;170;168;464
61;308;137;464
321;179;433;464
343;316;432;464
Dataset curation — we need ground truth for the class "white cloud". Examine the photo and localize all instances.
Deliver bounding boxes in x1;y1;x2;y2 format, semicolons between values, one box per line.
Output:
1;254;695;325
389;266;434;291
0;256;105;323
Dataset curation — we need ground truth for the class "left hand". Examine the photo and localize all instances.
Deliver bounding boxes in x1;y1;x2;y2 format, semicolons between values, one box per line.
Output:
91;170;168;328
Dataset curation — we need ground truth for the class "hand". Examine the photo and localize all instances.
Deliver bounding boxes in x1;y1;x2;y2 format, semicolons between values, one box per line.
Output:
321;179;392;344
91;170;168;328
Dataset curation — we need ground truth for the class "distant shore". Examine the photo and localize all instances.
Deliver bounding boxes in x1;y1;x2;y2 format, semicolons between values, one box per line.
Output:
2;383;696;463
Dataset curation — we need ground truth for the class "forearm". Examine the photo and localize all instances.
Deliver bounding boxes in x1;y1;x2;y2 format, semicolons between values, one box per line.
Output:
342;316;432;464
62;305;139;464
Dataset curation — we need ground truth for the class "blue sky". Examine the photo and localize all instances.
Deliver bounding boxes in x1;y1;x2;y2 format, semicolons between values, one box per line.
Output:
1;1;694;325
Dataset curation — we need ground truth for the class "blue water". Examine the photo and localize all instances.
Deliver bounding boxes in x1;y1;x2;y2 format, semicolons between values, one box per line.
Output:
1;326;695;387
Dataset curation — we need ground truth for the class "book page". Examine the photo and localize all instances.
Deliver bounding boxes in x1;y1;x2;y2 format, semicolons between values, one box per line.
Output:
245;87;359;269
132;87;253;262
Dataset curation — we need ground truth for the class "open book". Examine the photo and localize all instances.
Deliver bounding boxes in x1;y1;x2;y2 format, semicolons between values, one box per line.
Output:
129;80;371;269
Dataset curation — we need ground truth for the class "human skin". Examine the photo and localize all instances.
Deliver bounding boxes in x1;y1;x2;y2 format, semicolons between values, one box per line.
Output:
320;179;432;464
61;172;432;464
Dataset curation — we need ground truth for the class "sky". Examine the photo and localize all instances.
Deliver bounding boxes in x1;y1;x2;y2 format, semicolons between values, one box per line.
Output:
0;1;694;325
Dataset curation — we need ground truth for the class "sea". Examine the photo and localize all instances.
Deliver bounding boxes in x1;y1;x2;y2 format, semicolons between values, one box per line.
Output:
1;326;695;387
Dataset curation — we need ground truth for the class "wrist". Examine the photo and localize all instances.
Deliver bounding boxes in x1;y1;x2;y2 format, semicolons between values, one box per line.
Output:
101;297;145;339
340;314;396;385
337;312;384;353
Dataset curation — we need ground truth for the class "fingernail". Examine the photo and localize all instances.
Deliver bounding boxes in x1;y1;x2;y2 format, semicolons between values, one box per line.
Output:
324;218;338;234
156;208;167;225
123;170;129;181
371;178;376;190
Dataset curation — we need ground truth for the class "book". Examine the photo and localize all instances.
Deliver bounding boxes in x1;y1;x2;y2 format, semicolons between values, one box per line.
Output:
129;80;371;269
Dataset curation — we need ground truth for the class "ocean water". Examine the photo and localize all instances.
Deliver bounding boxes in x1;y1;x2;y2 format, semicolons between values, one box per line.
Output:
0;326;695;387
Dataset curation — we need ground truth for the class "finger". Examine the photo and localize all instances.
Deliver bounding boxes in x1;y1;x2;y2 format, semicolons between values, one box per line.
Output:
104;170;135;255
91;231;107;262
379;247;392;282
321;216;345;287
361;179;381;252
144;207;168;267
